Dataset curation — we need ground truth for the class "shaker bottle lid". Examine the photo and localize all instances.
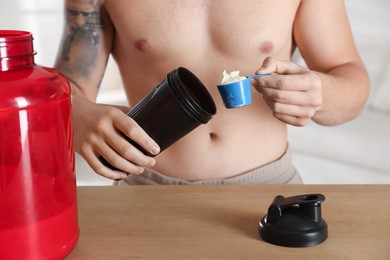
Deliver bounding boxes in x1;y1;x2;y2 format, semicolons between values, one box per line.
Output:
259;194;328;247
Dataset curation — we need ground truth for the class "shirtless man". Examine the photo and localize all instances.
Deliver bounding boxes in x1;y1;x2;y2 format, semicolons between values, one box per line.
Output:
55;0;370;184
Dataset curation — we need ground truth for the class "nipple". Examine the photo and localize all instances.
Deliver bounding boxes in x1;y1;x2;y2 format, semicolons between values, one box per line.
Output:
259;41;273;54
135;39;150;51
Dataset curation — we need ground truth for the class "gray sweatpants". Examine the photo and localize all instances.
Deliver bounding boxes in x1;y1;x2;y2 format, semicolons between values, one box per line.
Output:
115;146;302;185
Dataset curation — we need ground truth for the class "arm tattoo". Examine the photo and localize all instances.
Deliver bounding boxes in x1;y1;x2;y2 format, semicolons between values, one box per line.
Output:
61;0;104;74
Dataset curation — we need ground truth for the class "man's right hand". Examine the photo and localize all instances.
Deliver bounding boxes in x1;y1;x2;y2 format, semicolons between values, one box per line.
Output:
72;95;160;180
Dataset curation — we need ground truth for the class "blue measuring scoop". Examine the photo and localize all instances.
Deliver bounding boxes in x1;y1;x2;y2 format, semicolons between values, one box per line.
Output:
217;74;270;108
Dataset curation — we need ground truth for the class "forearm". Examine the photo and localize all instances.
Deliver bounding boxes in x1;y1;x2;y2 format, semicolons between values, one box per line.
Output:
313;60;370;126
292;0;370;126
55;0;113;102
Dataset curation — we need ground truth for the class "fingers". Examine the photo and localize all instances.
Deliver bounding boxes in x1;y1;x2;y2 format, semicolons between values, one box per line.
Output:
256;56;309;75
75;104;161;180
254;74;322;106
80;146;129;180
252;57;322;127
95;141;147;175
98;111;159;177
262;98;318;127
112;111;160;156
254;73;317;92
273;113;312;127
78;128;152;180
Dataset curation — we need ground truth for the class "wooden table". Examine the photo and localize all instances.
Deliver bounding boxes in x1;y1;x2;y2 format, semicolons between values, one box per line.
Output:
67;185;390;259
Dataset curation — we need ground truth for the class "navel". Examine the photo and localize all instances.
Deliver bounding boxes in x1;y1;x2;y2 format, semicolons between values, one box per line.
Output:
259;41;274;54
209;132;218;141
134;39;150;51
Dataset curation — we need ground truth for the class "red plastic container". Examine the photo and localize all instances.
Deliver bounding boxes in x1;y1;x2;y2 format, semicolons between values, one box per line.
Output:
0;30;79;259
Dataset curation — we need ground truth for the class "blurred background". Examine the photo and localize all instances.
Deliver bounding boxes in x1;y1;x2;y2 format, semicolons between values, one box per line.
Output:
1;0;389;185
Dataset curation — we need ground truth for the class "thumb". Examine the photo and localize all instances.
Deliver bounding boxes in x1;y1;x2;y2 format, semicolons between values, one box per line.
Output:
256;57;308;75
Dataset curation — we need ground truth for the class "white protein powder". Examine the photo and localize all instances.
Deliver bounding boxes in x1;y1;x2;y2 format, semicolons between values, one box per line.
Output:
218;70;246;85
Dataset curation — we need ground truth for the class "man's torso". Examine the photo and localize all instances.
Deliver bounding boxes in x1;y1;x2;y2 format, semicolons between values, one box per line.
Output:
105;0;301;180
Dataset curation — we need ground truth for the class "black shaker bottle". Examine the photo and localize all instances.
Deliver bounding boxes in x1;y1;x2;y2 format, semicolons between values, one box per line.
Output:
101;67;216;170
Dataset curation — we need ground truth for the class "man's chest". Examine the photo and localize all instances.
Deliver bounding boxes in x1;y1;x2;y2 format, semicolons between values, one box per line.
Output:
107;0;299;57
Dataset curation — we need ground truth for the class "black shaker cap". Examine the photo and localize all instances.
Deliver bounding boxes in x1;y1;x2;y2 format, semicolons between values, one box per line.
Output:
259;194;328;247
